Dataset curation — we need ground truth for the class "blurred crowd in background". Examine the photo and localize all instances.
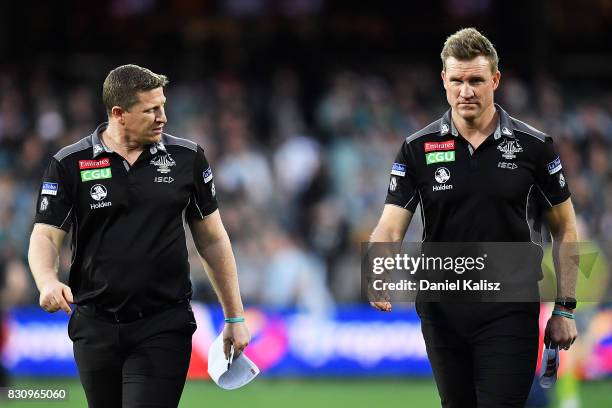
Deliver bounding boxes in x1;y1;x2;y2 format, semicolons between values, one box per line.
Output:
0;0;611;314
1;66;611;313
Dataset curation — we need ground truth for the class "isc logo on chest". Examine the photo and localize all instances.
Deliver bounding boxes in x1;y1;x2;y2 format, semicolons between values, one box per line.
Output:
81;168;112;182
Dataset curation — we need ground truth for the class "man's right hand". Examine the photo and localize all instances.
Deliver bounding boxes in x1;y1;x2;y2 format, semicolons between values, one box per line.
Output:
368;205;413;314
223;321;251;359
370;301;392;312
39;279;73;314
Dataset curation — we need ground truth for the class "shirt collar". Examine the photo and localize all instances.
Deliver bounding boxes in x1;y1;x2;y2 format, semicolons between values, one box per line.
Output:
149;139;167;155
91;122;113;158
495;104;515;139
440;103;515;139
91;122;168;158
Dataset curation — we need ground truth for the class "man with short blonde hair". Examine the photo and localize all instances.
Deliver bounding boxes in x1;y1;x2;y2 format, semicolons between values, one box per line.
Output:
440;27;499;73
370;28;578;407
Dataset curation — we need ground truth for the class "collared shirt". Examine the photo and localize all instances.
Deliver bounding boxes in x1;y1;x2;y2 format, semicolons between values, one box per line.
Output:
34;123;218;313
385;104;571;242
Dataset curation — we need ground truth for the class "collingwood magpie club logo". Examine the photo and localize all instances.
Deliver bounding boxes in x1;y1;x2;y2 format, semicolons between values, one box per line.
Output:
150;154;176;174
440;123;450;135
39;196;49;212
497;138;523;160
389;176;397;192
559;173;566;188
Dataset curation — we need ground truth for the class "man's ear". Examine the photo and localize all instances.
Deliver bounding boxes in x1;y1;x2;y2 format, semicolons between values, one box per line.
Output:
492;71;501;91
111;106;126;125
441;70;447;90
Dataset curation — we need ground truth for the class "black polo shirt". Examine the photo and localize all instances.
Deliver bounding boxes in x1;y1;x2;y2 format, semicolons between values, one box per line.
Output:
34;123;218;313
385;104;571;243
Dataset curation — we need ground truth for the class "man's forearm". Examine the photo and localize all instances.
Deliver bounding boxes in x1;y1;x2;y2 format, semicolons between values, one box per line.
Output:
370;224;403;243
197;233;244;317
369;205;413;244
28;232;61;290
552;229;578;300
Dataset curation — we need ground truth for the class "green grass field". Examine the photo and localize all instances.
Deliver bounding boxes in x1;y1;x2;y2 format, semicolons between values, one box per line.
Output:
2;378;611;407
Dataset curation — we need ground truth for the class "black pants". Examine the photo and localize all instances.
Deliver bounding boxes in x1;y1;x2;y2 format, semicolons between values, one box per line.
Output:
68;303;197;408
416;302;540;408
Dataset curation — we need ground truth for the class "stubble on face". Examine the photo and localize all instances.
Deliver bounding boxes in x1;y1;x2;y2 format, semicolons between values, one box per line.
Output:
442;56;498;123
124;87;167;146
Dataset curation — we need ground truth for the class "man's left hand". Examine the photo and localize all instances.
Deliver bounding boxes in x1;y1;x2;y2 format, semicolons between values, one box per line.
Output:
223;321;250;359
544;314;577;350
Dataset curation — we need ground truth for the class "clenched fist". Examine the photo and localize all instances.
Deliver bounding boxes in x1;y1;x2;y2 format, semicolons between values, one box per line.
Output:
223;321;250;359
544;314;578;350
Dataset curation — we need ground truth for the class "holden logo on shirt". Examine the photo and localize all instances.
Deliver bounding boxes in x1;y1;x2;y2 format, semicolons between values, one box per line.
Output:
497;138;523;160
434;167;450;183
150;154;176;174
433;167;453;192
89;184;112;209
90;184;107;201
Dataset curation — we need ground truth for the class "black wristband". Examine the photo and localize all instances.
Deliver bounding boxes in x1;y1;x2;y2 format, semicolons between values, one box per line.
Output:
554;297;577;310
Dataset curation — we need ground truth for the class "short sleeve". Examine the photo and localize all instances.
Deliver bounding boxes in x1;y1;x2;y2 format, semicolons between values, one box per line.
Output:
34;158;74;231
385;141;419;212
534;136;571;207
186;146;219;220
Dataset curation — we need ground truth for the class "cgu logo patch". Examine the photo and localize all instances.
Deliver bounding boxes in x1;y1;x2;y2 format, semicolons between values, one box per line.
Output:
426;151;455;165
424;140;455;152
81;168;112;182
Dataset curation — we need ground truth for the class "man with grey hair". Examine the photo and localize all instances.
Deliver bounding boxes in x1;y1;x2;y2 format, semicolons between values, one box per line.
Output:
369;28;578;407
28;64;250;407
